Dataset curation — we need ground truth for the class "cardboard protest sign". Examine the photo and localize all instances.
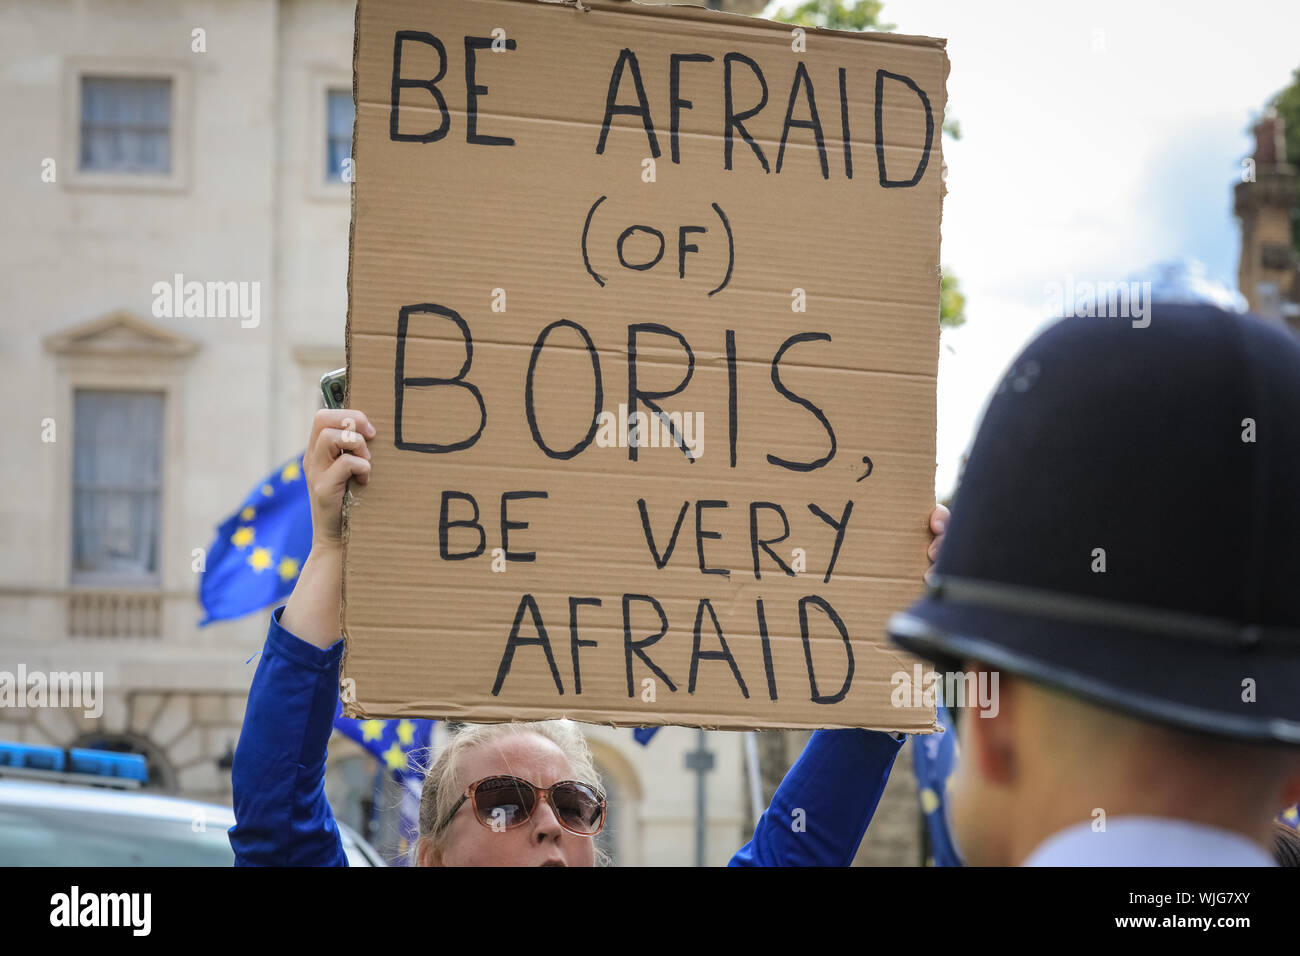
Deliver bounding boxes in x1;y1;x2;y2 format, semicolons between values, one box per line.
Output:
341;0;946;732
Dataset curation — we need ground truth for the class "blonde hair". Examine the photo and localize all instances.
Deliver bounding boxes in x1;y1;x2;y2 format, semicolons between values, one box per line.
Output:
413;721;606;864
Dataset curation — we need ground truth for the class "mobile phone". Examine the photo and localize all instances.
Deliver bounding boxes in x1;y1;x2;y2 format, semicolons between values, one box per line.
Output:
320;368;347;409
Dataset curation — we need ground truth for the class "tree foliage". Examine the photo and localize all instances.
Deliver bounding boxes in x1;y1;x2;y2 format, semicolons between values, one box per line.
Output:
775;0;893;32
940;267;966;328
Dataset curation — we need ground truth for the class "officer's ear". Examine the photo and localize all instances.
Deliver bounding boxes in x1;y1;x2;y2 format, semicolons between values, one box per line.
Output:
960;659;1018;786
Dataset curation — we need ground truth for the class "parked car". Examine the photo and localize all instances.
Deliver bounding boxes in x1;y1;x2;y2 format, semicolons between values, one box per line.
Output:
0;741;384;866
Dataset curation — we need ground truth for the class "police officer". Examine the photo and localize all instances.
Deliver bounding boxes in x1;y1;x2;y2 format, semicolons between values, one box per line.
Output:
890;302;1300;866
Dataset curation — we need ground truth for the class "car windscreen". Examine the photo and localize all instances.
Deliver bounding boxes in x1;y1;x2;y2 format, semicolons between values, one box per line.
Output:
0;802;236;866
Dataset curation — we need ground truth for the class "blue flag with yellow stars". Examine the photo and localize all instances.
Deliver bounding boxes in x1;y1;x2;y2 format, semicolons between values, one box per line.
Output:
911;702;961;867
333;704;436;863
199;456;310;624
331;707;435;779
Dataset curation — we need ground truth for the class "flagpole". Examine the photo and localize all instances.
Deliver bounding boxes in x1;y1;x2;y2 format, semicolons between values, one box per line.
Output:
744;731;764;826
684;729;714;867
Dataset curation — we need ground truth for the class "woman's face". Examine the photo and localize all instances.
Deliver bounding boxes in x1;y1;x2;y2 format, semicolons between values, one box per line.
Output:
423;732;598;867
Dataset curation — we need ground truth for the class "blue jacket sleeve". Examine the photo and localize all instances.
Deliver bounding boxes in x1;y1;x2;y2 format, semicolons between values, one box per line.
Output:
228;605;349;866
729;729;904;867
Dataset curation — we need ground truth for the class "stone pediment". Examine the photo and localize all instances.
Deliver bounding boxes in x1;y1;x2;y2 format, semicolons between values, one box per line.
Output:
44;310;199;358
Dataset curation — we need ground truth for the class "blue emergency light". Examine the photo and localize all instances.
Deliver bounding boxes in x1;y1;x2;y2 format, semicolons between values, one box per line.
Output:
0;740;148;786
67;748;149;783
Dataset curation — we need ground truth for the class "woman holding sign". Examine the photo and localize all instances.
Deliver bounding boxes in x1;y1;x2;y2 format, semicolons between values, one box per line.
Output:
228;407;946;866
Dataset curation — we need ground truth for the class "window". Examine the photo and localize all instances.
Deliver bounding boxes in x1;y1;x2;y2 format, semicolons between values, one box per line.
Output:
72;390;164;582
79;76;172;174
326;89;354;183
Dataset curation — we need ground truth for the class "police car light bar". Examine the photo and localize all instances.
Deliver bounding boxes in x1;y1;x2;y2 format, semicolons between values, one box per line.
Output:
0;740;148;789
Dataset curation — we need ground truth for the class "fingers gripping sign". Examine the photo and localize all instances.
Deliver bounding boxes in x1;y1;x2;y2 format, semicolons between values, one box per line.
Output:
340;416;361;447
306;408;378;544
927;503;949;568
279;408;381;651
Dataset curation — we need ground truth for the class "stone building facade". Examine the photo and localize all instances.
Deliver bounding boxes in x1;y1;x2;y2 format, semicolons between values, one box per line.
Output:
1;0;812;866
1235;111;1300;328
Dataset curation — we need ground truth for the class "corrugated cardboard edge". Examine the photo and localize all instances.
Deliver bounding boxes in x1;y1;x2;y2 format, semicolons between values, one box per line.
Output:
871;31;949;739
530;0;947;52
350;708;935;735
339;0;362;718
338;0;947;734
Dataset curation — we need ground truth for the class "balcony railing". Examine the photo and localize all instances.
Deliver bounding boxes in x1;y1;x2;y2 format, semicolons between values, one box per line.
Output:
67;589;164;638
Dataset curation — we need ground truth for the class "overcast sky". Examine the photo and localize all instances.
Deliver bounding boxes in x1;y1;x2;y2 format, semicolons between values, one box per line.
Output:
767;0;1300;495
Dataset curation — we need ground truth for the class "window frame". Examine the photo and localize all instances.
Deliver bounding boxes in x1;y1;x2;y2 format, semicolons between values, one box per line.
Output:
69;388;167;588
64;58;191;193
308;72;354;201
325;88;354;185
44;315;197;597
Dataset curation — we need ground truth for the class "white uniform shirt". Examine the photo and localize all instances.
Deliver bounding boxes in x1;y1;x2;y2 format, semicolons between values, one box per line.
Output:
1022;816;1276;866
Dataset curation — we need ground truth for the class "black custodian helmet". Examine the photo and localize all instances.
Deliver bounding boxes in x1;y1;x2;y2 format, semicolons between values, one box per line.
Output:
890;304;1300;745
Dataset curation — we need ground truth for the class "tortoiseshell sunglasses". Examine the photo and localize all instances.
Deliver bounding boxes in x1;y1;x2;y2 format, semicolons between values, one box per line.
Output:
443;775;606;836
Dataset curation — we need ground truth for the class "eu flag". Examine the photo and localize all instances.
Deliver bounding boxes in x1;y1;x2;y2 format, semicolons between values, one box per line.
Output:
202;454;438;861
331;706;435;778
199;456;311;624
911;702;961;867
333;703;436;863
